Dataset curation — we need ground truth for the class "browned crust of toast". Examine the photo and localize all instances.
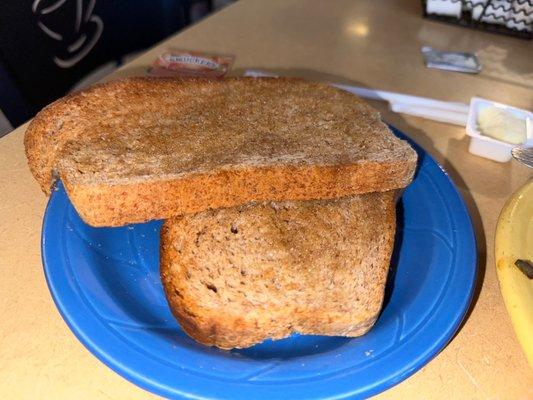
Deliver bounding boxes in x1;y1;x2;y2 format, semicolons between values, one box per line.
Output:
64;160;410;226
160;192;397;349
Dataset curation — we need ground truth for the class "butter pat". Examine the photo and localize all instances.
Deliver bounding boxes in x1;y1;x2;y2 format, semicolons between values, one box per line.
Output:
477;106;527;145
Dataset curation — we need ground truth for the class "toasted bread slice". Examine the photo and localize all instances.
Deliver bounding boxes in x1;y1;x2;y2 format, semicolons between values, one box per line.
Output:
25;77;416;226
160;191;397;349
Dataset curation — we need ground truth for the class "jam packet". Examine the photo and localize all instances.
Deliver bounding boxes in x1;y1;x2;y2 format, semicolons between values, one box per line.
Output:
148;49;235;78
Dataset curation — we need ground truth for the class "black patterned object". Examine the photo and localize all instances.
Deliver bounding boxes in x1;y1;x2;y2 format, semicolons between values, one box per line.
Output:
422;0;532;40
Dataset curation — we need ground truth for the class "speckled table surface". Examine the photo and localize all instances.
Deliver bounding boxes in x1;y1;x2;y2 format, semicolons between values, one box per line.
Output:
1;0;532;398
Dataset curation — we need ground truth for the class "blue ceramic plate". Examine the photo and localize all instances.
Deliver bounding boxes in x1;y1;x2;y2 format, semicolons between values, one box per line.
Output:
42;129;476;399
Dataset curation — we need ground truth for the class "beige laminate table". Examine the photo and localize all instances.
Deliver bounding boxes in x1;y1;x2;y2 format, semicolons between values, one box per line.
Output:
1;0;532;398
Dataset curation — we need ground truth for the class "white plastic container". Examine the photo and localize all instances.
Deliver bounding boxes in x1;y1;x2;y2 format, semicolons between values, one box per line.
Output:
466;97;532;162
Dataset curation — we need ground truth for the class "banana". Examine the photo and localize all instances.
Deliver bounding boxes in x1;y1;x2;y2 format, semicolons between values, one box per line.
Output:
495;179;533;367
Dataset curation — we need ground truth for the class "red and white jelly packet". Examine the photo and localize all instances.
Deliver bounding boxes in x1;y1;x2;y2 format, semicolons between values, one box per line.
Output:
148;49;235;78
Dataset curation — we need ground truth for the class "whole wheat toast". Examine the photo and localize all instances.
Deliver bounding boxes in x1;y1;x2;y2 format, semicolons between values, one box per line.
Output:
160;191;397;349
25;77;416;227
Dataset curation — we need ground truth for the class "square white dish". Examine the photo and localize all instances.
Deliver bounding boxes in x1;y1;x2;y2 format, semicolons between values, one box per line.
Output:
466;97;532;163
